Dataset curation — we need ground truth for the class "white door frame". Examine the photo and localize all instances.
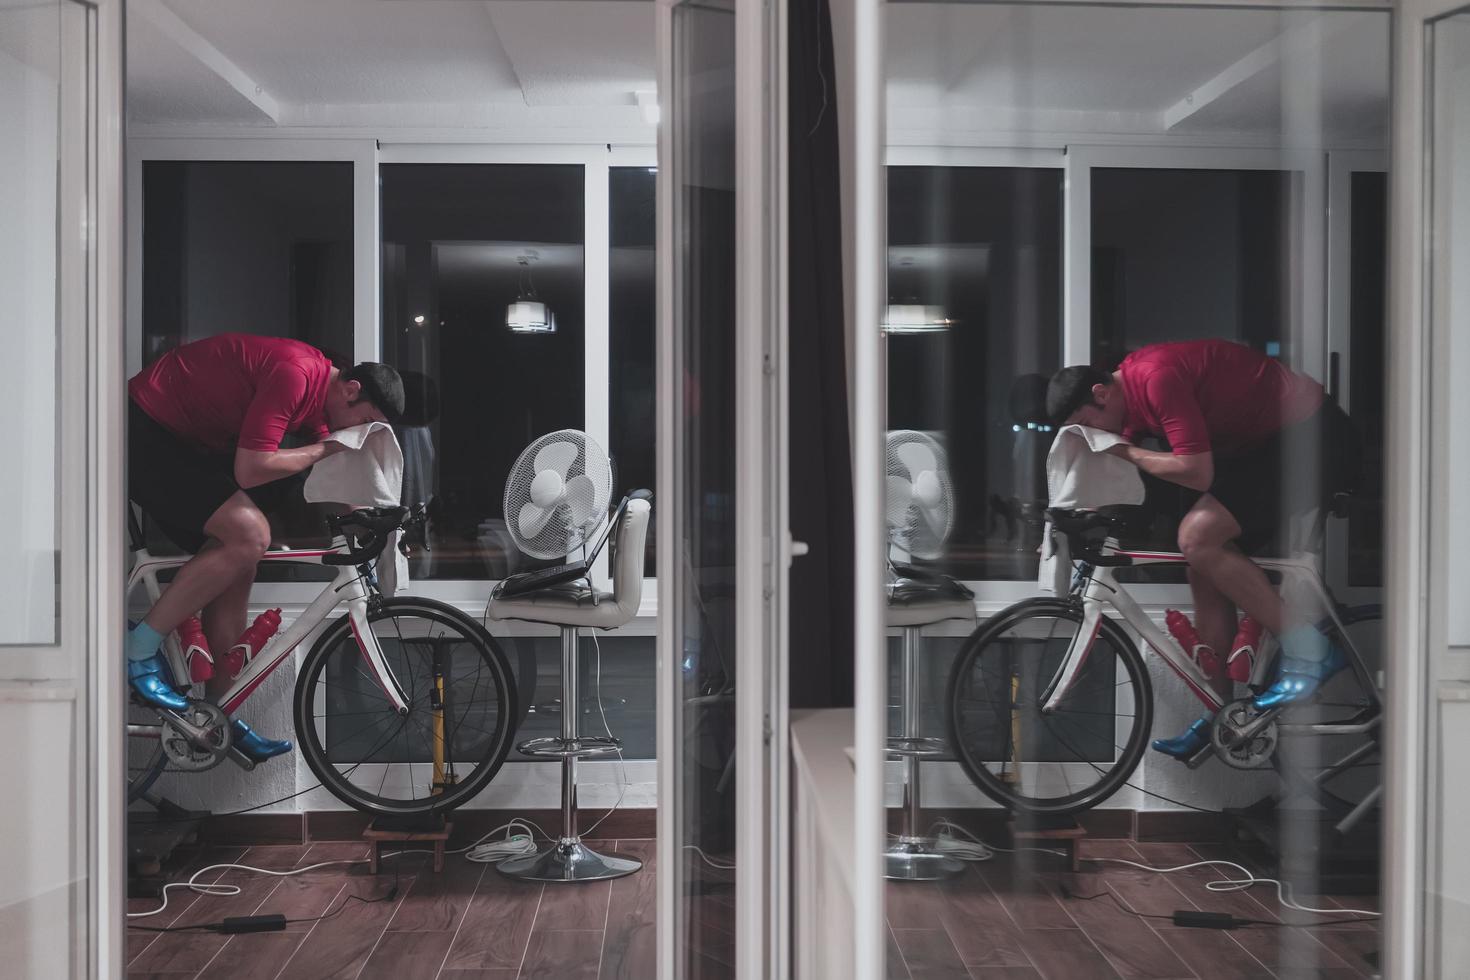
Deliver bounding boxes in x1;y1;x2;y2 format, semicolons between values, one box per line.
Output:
1385;3;1470;977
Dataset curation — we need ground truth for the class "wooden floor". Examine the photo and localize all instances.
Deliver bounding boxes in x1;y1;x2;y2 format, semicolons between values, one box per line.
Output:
126;839;656;980
128;837;1379;980
886;839;1381;980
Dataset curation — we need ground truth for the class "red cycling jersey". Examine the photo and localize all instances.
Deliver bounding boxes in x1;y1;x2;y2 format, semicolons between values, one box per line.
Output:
1118;339;1323;456
128;334;332;453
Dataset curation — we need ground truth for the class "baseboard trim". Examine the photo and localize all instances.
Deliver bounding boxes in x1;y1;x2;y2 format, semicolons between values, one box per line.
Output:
884;806;1233;842
201;808;657;845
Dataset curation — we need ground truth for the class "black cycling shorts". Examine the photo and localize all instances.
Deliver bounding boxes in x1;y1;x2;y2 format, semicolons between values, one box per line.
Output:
128;399;295;553
1190;400;1362;555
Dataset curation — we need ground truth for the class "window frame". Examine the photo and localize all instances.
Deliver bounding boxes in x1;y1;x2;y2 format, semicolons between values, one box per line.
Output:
126;138;659;619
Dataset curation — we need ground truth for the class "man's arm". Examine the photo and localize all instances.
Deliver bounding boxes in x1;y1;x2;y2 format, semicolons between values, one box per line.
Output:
234;442;344;489
1108;443;1214;492
233;364;343;489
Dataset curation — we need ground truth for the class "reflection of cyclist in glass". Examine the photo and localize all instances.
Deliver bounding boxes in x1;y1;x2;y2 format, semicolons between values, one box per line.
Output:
127;333;404;760
1046;339;1360;759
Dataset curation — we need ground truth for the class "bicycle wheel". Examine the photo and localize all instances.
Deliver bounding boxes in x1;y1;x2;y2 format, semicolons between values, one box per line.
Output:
947;598;1153;814
294;598;518;816
1271;605;1383;821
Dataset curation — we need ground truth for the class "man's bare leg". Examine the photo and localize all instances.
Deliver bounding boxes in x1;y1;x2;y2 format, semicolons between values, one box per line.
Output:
1177;495;1285;636
141;492;270;639
203;571;254;701
1185;568;1235;703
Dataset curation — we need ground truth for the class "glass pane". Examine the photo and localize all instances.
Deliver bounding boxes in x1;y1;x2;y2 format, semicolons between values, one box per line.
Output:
1091;167;1299;574
886;166;1063;581
0;0;61;645
611;166;658;576
672;0;737;975
881;7;1389;978
1347;172;1386;588
380;163;586;581
137;161;354;560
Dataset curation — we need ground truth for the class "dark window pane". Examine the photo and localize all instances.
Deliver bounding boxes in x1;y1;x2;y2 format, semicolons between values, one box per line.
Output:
1348;171;1387;587
1091;168;1297;576
610;166;658;576
139;160;353;564
380;163;586;581
886;166;1063;581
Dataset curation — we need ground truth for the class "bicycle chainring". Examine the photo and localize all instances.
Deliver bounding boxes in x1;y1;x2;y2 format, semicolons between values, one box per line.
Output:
1211;698;1279;770
160;701;232;772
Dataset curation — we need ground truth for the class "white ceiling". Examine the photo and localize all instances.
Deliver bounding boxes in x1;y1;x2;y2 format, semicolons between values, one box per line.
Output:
124;0;1390;145
126;0;658;132
886;4;1391;145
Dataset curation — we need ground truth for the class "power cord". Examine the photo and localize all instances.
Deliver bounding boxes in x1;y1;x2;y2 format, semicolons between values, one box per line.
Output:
126;858;376;921
456;818;546;864
1084;855;1381;919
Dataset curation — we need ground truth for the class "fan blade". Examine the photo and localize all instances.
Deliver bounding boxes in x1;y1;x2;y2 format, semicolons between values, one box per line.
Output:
886;476;915;529
534;439;579;479
563;474;601;528
518;501;555;540
894;440;940;482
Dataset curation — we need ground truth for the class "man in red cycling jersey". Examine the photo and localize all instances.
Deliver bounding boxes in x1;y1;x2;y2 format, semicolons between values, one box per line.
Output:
1046;339;1359;760
127;333;404;761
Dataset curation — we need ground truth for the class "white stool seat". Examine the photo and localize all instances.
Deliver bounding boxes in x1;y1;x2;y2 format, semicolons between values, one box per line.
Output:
488;500;649;629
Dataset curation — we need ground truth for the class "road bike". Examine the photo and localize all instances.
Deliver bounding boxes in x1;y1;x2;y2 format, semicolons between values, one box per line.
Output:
946;506;1383;833
126;505;521;817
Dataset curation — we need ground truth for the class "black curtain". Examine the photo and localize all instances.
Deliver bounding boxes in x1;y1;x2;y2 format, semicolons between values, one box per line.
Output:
788;0;854;709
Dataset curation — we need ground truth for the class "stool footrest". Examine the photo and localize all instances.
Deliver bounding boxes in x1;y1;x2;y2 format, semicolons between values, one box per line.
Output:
516;735;623;759
886;736;946;758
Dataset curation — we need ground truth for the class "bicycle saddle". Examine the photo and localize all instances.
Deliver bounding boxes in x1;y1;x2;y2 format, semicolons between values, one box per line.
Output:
1046;504;1149;537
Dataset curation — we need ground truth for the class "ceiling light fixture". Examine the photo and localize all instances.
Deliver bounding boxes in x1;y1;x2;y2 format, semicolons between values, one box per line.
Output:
507;255;556;334
881;304;954;335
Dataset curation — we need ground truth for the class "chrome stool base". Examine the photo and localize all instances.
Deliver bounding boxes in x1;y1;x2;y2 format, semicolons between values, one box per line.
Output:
884;840;966;881
498;838;642;883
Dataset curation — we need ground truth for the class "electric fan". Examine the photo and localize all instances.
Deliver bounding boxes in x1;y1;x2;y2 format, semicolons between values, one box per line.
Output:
885;429;954;561
503;430;614;560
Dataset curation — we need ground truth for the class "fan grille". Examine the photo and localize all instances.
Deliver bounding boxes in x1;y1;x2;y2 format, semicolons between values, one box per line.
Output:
503;430;614;560
885;429;954;561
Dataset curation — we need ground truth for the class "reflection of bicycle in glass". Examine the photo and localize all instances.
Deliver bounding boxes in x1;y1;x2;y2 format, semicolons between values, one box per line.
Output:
947;506;1382;831
126;505;520;817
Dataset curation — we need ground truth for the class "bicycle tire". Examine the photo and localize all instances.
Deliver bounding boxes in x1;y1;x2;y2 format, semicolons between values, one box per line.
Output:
294;597;518;816
946;597;1154;815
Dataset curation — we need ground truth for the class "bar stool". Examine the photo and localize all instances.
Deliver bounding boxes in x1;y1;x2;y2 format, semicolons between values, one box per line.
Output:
886;570;976;881
487;497;651;883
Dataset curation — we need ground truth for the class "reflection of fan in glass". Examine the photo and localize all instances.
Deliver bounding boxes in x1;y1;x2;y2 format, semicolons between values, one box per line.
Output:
885;430;954;561
503;430;614;561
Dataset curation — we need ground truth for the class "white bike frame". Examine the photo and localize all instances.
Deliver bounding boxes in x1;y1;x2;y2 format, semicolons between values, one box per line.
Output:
1042;537;1364;718
125;541;410;718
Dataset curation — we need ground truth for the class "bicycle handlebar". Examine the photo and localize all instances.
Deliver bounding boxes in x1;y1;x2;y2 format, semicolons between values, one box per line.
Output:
323;503;427;566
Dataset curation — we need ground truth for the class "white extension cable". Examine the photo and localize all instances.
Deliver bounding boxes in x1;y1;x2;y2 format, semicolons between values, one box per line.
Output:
924;818;1379;919
457;818;545;864
127;859;372;920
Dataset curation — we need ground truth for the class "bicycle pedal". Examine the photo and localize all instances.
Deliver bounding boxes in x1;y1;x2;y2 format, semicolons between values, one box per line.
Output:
1184;744;1215;770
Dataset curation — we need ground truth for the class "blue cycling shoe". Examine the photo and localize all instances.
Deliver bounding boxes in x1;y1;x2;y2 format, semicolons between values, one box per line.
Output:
230;720;292;762
128;652;190;711
1151;714;1214;759
1252;646;1347;710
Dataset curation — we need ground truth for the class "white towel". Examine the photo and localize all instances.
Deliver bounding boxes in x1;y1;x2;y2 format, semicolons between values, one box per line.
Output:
1038;424;1146;595
1046;424;1145;510
304;422;410;596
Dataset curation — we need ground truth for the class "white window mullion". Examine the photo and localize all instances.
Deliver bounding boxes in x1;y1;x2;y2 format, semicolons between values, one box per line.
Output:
354;140;381;364
1062;145;1093;367
585;152;613;588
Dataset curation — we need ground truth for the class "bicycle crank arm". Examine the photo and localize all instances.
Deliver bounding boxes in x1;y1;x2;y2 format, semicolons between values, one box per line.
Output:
157;708;221;752
1224;704;1282;745
227;748;257;772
